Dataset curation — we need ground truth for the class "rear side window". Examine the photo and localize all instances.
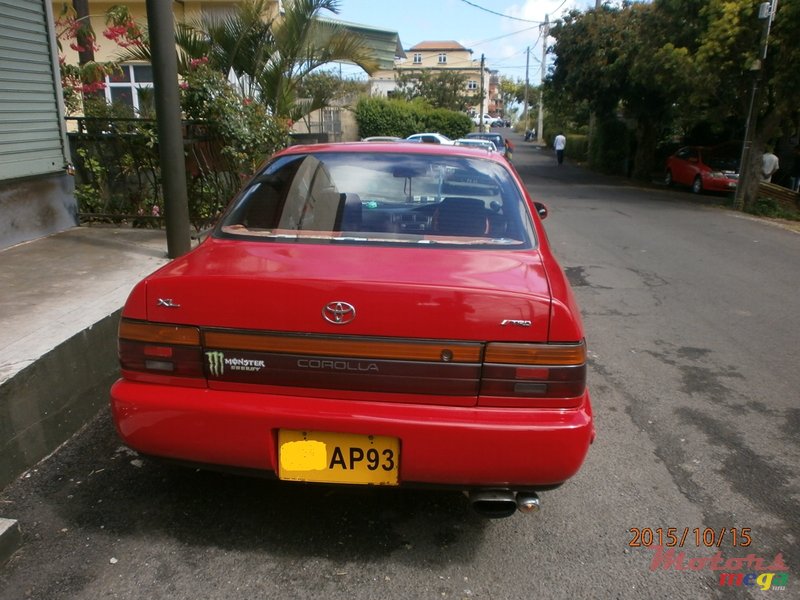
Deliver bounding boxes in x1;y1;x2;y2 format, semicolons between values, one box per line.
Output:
217;152;535;248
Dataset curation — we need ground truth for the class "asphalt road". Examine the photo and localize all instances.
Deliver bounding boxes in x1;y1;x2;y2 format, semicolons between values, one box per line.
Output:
1;134;798;600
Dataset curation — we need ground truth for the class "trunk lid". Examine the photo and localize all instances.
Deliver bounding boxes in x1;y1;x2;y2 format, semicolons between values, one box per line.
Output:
143;238;552;342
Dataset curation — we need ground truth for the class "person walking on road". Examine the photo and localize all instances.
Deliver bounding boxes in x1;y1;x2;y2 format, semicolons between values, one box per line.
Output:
554;133;566;166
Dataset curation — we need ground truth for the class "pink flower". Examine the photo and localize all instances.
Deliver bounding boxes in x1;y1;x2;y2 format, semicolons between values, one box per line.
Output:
189;56;209;69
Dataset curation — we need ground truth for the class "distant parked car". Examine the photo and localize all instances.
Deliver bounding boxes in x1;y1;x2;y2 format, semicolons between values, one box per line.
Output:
471;114;502;127
406;133;454;145
362;136;402;142
454;138;499;152
665;143;740;194
465;132;512;160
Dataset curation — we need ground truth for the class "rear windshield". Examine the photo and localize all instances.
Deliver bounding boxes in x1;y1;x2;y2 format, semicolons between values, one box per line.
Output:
704;151;739;172
216;152;535;248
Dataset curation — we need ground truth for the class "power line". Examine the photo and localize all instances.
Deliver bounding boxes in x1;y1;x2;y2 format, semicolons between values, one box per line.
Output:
458;0;542;24
467;25;540;48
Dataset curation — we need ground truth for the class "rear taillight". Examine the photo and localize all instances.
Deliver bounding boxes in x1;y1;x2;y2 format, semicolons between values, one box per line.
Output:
118;319;205;383
479;341;587;407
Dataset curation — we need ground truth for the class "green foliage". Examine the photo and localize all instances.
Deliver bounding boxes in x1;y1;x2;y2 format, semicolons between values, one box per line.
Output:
261;2;379;121
424;108;473;139
355;97;472;139
747;197;800;221
73;149;105;213
394;70;480;112
546;0;800;204
547;4;685;179
355;97;422;138
181;64;289;174
72;65;289;229
565;134;589;163
590;117;632;175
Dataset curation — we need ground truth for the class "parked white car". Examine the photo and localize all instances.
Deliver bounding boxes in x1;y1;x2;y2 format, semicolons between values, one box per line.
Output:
406;133;455;145
454;138;499;152
471;114;501;127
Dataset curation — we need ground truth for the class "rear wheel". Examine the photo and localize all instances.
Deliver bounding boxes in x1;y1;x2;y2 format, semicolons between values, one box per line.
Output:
691;176;703;194
665;170;673;186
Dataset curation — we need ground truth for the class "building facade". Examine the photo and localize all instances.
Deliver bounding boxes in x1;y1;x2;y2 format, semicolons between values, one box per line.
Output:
373;40;491;116
1;0;75;250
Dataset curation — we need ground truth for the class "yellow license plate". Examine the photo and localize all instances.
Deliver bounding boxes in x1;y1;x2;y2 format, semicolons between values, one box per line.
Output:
278;429;399;486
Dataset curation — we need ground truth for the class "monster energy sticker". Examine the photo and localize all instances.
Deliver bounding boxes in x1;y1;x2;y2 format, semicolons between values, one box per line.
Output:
205;351;266;377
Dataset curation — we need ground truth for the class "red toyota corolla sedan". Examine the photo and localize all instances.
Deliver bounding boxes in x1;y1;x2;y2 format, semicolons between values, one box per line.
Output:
111;142;595;518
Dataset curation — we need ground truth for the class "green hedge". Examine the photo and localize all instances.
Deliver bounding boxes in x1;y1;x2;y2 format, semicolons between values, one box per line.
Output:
355;97;472;140
542;132;588;162
565;134;588;162
589;117;633;175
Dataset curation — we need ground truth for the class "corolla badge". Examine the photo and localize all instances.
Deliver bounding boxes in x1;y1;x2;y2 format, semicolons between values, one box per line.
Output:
323;301;356;325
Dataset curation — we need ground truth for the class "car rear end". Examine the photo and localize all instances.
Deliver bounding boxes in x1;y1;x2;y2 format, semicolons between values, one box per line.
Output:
701;146;739;192
111;143;594;515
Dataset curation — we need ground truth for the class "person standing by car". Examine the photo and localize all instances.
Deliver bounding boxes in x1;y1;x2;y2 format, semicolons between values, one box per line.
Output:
554;133;566;165
762;147;779;182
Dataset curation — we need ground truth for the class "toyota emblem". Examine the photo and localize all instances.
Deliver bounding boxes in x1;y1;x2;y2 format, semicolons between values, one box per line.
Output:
322;301;356;325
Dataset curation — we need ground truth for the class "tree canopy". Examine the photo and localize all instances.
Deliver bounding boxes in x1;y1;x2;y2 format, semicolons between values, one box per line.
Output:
546;0;799;207
393;69;479;112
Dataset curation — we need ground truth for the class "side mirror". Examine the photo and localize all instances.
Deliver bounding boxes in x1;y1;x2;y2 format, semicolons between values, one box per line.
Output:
534;201;548;220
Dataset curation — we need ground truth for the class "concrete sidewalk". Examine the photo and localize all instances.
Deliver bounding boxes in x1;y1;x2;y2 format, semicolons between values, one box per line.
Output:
0;226;173;562
0;226;172;487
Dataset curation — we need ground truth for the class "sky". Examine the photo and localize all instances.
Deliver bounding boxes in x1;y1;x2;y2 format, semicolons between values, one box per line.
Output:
329;0;597;82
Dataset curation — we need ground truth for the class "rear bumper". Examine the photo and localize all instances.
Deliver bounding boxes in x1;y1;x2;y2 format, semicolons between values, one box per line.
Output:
110;380;594;488
703;177;738;191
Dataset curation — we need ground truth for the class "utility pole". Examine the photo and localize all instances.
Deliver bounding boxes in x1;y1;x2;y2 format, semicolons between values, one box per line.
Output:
146;0;191;257
479;53;485;130
733;0;778;210
537;15;548;145
523;46;530;134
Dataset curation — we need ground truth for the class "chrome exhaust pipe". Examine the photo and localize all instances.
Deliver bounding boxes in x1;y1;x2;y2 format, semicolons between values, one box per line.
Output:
516;491;541;513
468;490;519;518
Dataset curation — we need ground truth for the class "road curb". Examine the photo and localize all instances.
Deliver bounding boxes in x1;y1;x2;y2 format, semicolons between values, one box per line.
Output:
0;311;122;490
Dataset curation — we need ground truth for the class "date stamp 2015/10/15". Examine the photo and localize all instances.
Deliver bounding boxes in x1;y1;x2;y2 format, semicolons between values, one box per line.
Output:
629;527;752;548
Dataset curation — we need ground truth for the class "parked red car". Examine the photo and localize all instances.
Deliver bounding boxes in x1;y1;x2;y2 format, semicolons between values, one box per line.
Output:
665;143;740;194
111;142;594;518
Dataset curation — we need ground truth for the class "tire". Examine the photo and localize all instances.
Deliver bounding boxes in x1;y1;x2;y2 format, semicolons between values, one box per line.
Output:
691;176;703;194
665;170;673;186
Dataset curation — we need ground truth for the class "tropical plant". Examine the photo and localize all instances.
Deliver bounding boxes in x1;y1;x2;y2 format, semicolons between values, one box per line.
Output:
180;62;289;174
122;0;378;122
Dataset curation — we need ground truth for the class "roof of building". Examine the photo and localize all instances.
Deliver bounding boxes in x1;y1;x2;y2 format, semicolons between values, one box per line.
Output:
408;41;472;53
320;18;405;70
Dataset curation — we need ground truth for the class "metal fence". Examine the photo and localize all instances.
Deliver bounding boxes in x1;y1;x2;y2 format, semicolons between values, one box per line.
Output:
66;117;241;230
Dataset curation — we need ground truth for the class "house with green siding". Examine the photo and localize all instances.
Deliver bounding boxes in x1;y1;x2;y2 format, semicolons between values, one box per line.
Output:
0;0;75;250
